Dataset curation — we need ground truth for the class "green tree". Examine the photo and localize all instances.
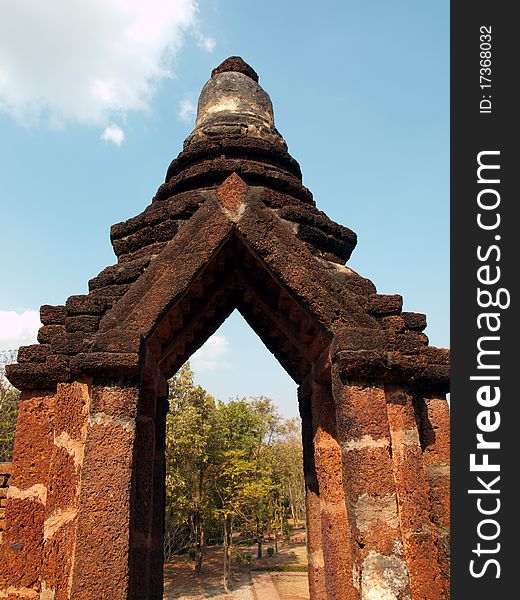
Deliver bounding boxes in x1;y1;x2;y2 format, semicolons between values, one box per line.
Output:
211;397;287;586
165;363;218;572
212;398;267;588
163;370;306;591
272;418;305;529
246;397;283;560
0;350;20;462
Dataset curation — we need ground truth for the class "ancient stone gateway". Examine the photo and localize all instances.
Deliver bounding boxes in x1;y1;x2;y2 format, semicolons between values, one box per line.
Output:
0;58;450;600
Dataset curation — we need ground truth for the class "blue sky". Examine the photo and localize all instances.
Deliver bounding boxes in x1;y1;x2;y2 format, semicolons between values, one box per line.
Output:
0;1;449;418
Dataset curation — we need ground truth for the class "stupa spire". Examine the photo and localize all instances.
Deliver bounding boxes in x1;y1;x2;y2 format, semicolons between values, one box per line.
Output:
185;55;285;149
211;56;259;82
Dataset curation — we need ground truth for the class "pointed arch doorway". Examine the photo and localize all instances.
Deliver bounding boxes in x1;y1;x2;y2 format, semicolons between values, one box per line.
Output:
91;178;349;598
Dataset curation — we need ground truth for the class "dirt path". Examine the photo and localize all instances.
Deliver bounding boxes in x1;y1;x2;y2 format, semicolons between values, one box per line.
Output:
270;573;309;600
163;542;309;600
163;551;253;599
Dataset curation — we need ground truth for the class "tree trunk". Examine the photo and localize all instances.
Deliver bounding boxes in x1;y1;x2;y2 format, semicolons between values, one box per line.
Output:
190;513;197;546
228;516;234;584
280;520;284;546
289;486;296;525
223;517;229;592
257;517;263;559
195;463;205;573
195;516;205;574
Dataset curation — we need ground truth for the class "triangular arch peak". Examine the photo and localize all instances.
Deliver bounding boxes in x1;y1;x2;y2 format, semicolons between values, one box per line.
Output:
90;173;368;385
2;57;450;600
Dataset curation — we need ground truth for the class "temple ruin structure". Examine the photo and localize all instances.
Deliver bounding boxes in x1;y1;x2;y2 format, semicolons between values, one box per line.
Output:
0;57;450;600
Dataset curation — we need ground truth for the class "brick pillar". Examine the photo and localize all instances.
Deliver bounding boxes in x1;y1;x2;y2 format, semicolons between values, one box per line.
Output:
331;367;411;599
0;391;55;598
68;382;141;600
149;394;168;599
415;394;450;594
298;384;326;599
41;382;92;600
0;463;12;544
311;378;357;600
128;415;156;599
385;385;445;599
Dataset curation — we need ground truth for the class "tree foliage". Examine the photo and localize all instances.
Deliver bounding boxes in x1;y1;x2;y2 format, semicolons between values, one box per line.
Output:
0;350;20;462
165;363;218;571
164;363;305;589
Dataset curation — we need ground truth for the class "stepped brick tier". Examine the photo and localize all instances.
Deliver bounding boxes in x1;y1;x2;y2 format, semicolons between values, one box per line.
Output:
1;57;450;600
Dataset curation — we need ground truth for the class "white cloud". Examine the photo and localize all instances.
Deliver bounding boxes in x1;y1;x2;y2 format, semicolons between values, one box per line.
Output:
197;34;216;53
178;98;196;122
191;335;230;372
101;124;125;146
0;310;41;351
0;0;212;131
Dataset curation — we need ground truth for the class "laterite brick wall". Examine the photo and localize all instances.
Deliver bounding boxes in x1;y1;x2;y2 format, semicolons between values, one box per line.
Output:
0;463;11;544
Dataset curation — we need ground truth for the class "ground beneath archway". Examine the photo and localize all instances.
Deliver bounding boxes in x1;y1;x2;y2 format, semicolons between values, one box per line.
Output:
163;541;309;600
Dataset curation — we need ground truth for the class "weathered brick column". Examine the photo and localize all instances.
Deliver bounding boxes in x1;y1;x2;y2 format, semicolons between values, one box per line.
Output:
2;355;165;600
0;391;55;598
414;393;451;594
331;323;450;600
129;414;156;595
40;381;92;599
149;394;169;599
311;378;357;599
331;373;411;598
299;377;357;600
68;381;141;600
0;463;12;544
299;384;326;599
385;385;445;598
